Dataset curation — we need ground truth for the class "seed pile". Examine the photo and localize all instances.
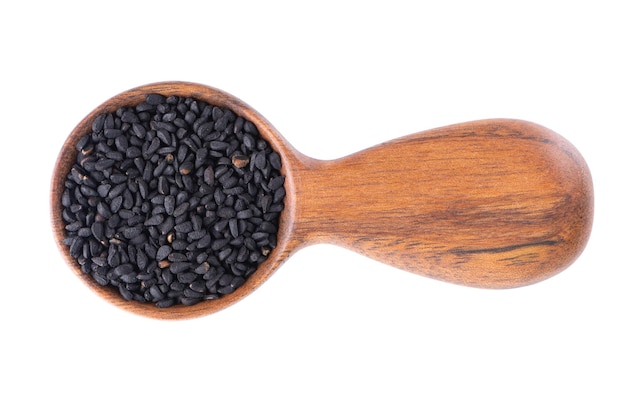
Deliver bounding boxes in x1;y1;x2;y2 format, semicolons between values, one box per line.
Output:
61;94;285;307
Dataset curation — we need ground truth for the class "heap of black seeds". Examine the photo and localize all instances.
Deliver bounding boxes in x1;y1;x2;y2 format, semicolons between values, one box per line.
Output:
61;94;285;307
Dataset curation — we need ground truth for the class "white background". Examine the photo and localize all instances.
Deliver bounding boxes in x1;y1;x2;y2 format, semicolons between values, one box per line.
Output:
1;1;624;396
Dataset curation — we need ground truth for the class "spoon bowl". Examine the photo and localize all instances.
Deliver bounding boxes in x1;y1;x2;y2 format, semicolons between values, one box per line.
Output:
51;82;593;319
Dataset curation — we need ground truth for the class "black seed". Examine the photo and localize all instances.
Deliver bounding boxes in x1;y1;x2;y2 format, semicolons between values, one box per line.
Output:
109;173;127;184
156;245;172;261
273;187;286;203
194;262;211;274
236;209;253;219
173;202;190;218
114;264;134;276
218;248;232;262
122;225;143;239
104;128;123;139
168;252;188;262
229;218;239;238
197;234;212;249
180;297;200;306
136;249;148;270
188;230;206;240
255;153;267;169
97;184;111;198
189;280;206;293
170;261;191;274
211;238;229;251
268;152;282;170
260;195;272;213
156;299;175;308
146;94;165;105
132;123;146;138
268;175;285;191
157;196;172;216
92;114;106;133
95;158;115;171
91;222;105;241
179;161;194;175
144;214;164;226
119;285;133;300
120;273;138;283
230;276;245;289
216;204;236;218
108;183;126;199
209;141;229;151
171;239;188;251
126;146;142;158
179;273;197;284
174;221;193;233
69;237;84;257
219;273;233;287
62;94;285;307
65;221;82;232
149;285;165;301
158;176;169;195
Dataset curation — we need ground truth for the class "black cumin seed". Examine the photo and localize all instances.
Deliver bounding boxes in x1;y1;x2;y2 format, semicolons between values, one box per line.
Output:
156;245;172;261
62;94;284;308
170;261;191;274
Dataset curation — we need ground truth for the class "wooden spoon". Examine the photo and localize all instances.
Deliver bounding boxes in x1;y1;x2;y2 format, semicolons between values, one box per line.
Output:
51;82;593;319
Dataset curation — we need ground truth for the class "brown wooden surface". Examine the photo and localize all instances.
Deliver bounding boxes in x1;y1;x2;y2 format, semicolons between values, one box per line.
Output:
289;119;593;288
51;82;593;319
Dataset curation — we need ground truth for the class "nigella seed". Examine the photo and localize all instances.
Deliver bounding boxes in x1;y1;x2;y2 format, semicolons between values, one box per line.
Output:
170;261;191;274
125;146;142;158
91;222;105;241
179;273;198;285
217;207;236;219
92;114;106;132
95;158;115;171
164;195;175;215
104;128;123;139
156;245;172;261
268;175;285;191
171;239;187;251
119;285;133;300
197;234;212;249
65;221;82;232
108;183;126;199
268;152;282;170
146;94;165;105
156;299;175;308
180;297;200;306
122;225;143;239
168;252;188;262
97;184;112;198
144;214;164;226
158;176;169;195
62;94;284;307
194;262;211;275
179;161;193;175
174;221;193;233
188;230;206;240
149;285;165;301
229;218;239;238
109;174;128;184
172;203;190;219
211;238;230;251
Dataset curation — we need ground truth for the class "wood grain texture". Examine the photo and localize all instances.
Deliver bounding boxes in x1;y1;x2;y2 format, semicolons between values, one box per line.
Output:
51;82;593;319
288;119;593;288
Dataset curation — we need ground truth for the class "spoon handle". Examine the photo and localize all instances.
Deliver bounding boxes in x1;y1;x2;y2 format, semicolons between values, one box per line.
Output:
291;119;593;288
